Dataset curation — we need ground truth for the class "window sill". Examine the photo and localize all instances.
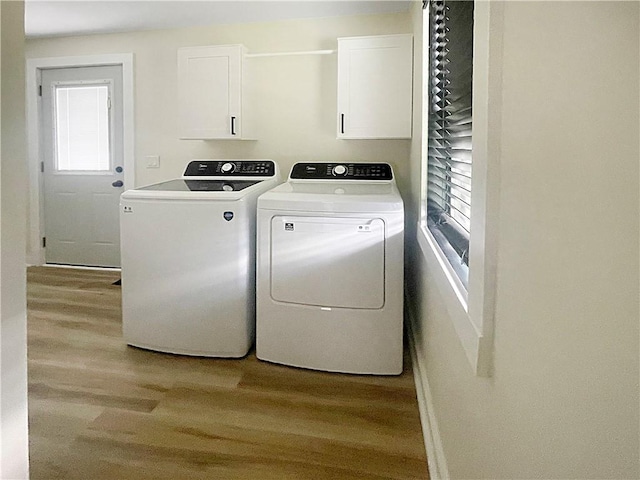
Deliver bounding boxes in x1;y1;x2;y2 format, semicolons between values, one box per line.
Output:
417;223;492;376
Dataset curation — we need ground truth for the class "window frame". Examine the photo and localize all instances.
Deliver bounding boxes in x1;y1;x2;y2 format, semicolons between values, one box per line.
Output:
418;0;502;376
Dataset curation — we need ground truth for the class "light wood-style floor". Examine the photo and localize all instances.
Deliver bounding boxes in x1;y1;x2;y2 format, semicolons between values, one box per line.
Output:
27;266;429;480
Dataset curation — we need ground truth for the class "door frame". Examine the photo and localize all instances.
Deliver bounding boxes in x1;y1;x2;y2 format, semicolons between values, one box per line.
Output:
27;53;135;266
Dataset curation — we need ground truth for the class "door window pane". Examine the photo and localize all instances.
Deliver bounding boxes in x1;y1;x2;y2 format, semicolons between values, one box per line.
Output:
55;85;110;171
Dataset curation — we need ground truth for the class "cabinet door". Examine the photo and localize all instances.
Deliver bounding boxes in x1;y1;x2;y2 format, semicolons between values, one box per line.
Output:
337;34;413;139
178;45;242;139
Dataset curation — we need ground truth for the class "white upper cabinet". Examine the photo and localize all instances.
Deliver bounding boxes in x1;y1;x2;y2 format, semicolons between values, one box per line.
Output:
178;44;254;140
337;34;413;139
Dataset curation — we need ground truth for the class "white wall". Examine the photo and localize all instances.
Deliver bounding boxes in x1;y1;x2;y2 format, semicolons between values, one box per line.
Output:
408;1;639;479
25;12;413;262
0;1;29;478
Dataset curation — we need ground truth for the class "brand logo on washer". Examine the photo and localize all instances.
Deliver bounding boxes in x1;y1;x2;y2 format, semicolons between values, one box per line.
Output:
285;222;294;231
223;211;234;221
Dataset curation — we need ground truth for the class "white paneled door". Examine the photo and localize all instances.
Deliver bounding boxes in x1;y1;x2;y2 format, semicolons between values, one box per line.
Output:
41;65;124;267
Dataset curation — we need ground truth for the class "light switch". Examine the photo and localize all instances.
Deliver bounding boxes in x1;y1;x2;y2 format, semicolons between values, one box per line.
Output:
146;155;160;168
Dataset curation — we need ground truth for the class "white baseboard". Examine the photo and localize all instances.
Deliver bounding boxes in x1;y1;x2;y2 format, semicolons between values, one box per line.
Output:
406;299;450;480
41;264;121;272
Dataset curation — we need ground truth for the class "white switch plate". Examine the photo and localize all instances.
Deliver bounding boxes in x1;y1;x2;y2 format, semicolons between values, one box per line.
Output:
146;155;160;168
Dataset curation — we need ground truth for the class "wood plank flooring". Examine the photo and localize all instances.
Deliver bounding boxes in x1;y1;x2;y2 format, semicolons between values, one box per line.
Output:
27;266;429;479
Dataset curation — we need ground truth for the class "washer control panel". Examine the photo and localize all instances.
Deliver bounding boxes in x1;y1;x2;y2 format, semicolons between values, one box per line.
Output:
290;163;393;180
184;160;275;177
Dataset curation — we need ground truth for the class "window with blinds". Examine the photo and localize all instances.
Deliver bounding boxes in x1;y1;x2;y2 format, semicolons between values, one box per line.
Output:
425;0;474;287
54;85;111;172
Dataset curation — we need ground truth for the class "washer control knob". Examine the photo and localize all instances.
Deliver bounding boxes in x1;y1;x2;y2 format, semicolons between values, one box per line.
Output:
221;162;236;173
332;164;347;176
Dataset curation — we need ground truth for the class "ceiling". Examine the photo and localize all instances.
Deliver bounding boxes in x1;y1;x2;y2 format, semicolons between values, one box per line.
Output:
25;0;413;39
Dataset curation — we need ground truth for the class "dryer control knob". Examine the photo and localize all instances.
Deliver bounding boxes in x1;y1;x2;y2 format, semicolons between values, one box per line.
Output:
221;162;235;173
332;164;347;176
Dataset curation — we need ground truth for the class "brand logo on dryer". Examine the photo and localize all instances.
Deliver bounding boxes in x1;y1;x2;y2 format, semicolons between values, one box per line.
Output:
223;211;234;221
284;222;294;231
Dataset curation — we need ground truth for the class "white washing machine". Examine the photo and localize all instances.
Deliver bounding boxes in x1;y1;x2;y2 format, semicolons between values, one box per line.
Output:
120;159;280;357
256;162;404;375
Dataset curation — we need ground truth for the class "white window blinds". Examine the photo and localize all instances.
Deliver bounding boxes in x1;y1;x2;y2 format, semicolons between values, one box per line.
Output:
55;85;111;172
426;0;474;286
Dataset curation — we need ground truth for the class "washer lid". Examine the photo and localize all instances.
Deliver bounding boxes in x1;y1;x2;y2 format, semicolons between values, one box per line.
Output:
137;179;261;192
121;176;280;201
121;159;281;200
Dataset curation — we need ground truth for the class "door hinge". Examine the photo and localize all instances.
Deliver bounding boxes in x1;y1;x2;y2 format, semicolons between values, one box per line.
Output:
40;161;44;173
107;96;112;109
42;237;46;248
38;84;42;97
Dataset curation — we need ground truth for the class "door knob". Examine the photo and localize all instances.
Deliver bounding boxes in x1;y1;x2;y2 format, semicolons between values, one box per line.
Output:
112;180;124;188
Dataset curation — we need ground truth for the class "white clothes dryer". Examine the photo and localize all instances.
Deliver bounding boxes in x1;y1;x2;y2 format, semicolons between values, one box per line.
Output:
120;160;280;357
256;162;404;375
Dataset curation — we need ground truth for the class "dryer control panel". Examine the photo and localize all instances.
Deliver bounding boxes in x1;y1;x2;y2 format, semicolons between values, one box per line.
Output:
184;160;275;177
290;163;393;180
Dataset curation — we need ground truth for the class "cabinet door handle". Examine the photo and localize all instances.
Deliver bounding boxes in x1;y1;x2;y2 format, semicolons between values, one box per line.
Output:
231;116;236;136
340;113;345;134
